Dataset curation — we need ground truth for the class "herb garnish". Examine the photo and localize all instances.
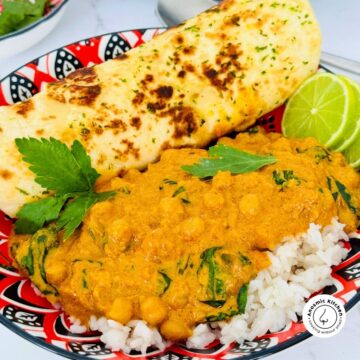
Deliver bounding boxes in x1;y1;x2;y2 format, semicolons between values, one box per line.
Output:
158;271;172;294
272;170;301;189
205;283;249;322
172;186;186;197
246;126;259;134
237;283;249;314
205;309;239;322
119;186;131;195
182;144;276;178
334;179;357;214
198;246;227;307
163;178;178;185
201;300;226;308
181;197;191;204
17;228;59;296
239;254;251;265
296;146;331;163
327;177;357;214
14;138;116;239
82;269;88;289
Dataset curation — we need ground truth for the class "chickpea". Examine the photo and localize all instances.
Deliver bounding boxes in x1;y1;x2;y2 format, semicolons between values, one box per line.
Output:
106;297;133;325
212;171;233;189
166;288;189;308
105;219;132;254
140;296;168;326
238;194;260;215
88;202;115;230
92;286;109;313
45;260;68;285
182;217;205;238
91;201;114;218
203;191;225;209
159;197;184;217
160;319;192;341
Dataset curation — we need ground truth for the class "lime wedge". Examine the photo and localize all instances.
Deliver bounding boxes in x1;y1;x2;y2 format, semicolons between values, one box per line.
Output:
343;140;360;170
282;73;355;148
331;76;360;151
342;79;360;168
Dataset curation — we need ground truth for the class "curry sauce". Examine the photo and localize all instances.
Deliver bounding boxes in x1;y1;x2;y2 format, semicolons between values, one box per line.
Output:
9;131;360;341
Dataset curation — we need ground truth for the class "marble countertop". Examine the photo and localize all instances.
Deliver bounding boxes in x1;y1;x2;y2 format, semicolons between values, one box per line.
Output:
0;0;359;359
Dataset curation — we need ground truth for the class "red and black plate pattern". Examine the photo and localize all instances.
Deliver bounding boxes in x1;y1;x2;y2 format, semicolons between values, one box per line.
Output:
0;29;359;360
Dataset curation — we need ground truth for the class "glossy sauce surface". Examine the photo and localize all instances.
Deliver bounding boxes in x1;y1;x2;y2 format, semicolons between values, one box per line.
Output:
10;131;360;340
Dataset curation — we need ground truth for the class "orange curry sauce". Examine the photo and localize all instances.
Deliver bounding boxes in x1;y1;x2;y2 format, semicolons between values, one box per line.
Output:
10;131;360;340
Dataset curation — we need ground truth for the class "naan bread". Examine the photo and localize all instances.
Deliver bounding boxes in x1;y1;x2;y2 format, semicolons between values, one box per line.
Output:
0;0;321;217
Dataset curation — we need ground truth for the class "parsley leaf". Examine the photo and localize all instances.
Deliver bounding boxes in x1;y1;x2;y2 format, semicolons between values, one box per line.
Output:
15;196;67;234
15;138;99;194
182;144;276;178
57;191;115;240
15;137;116;239
70;140;100;188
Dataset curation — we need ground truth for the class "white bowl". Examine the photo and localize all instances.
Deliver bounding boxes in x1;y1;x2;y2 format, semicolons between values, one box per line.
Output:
0;0;69;59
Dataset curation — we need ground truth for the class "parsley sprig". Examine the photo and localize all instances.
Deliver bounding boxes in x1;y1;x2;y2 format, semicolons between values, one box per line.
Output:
182;144;276;178
15;138;116;239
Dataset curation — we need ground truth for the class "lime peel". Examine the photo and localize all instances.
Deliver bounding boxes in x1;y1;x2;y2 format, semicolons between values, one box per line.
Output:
334;77;360;152
282;73;353;148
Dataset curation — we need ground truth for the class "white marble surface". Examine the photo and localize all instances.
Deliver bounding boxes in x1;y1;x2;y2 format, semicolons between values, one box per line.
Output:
0;0;359;359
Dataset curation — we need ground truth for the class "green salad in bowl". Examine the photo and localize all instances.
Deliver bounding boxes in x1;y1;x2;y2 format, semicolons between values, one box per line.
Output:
0;0;68;57
0;0;50;36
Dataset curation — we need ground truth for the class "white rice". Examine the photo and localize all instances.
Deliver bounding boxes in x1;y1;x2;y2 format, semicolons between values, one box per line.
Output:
89;317;166;353
69;316;87;334
73;218;350;353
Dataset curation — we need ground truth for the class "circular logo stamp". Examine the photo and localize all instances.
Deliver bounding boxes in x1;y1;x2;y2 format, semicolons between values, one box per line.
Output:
302;295;346;338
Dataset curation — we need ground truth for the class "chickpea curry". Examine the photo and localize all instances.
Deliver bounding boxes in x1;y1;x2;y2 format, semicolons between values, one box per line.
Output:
9;131;360;341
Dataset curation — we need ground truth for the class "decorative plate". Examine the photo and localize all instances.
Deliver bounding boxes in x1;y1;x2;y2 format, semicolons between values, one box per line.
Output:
0;29;359;360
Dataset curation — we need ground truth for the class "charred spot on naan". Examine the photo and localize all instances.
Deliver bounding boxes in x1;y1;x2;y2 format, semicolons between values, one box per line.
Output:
163;106;198;139
67;67;98;83
0;169;13;180
142;84;176;114
47;83;66;103
47;67;101;106
175;34;184;44
14;99;34;117
114;53;129;60
130;117;142;130
176;64;196;80
68;84;101;106
141;74;154;86
106;119;128;134
155;86;174;99
113;139;140;161
132;92;145;105
202;43;243;92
